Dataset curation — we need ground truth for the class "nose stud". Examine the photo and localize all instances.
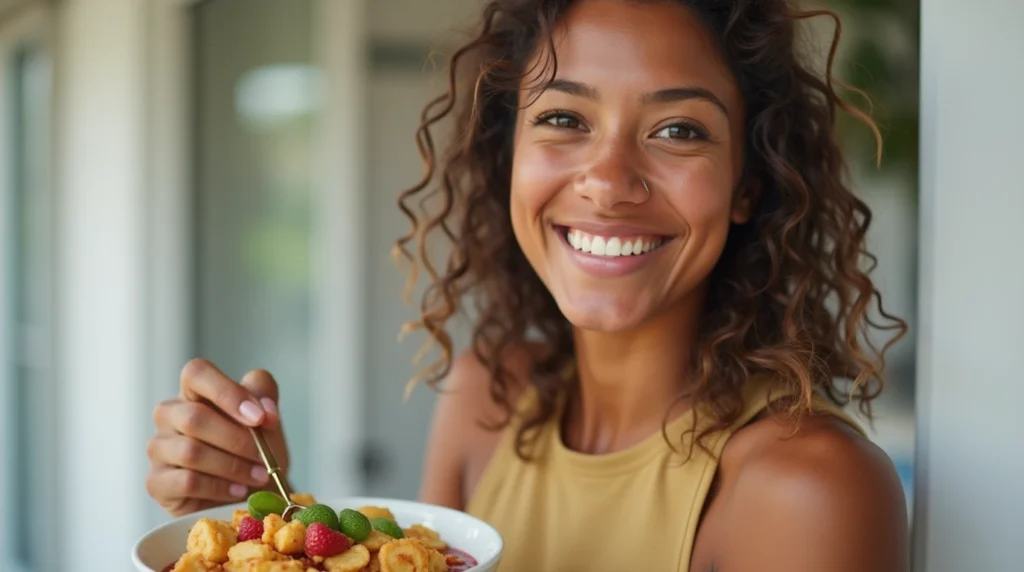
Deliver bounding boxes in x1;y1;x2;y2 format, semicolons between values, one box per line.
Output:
641;178;651;200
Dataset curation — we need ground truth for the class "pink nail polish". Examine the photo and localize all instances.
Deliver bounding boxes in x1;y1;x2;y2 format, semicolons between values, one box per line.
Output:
251;465;269;484
239;401;263;423
260;397;278;416
229;483;247;498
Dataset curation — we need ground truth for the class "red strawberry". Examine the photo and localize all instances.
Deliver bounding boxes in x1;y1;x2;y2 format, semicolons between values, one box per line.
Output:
304;522;351;557
237;516;264;542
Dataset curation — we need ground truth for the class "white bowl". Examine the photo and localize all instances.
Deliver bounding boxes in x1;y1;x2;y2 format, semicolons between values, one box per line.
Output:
132;496;503;571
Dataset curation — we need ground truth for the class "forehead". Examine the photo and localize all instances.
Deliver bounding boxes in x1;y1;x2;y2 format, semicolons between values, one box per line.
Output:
526;0;740;110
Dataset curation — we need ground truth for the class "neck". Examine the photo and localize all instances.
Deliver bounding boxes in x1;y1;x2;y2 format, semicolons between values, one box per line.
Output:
562;294;704;455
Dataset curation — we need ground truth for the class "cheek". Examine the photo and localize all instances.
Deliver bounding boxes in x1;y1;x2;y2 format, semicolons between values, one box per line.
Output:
664;160;738;291
510;145;566;211
509;145;568;259
668;161;737;231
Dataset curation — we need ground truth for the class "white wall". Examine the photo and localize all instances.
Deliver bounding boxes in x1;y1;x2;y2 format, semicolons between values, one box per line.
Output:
914;0;1024;570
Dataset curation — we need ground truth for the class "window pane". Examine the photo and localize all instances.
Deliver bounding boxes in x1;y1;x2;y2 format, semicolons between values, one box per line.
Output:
192;0;318;490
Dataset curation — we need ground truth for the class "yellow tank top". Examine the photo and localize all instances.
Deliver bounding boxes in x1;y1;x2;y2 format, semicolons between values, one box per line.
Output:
466;375;863;572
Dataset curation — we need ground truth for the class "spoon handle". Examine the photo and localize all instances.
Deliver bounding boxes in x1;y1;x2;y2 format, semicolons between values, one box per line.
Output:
248;426;293;503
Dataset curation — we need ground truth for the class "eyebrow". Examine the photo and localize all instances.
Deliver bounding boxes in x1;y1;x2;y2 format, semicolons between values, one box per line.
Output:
531;78;730;118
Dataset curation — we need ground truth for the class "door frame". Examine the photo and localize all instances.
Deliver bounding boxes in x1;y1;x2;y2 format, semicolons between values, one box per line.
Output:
304;0;370;501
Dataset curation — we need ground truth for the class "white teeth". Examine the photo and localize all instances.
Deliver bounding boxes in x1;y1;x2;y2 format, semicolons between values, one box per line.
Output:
564;228;663;257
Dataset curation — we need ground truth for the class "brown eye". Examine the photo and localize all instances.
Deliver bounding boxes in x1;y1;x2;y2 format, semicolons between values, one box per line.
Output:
532;111;585;130
653;122;708;141
548;115;579;128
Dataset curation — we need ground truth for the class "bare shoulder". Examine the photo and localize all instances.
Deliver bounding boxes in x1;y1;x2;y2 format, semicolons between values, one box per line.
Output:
700;409;910;572
435;343;538;423
417;342;540;509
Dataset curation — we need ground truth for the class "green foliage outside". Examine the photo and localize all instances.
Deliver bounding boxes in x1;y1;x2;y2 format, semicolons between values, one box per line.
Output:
828;0;920;194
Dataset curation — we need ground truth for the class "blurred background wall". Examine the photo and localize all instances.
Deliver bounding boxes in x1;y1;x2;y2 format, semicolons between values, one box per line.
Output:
0;0;1018;571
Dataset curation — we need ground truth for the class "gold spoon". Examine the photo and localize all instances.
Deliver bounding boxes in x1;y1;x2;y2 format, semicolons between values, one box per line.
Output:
248;426;304;520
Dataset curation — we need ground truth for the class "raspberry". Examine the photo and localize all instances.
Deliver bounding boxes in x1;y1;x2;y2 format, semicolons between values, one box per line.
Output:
304;522;351;557
237;516;264;542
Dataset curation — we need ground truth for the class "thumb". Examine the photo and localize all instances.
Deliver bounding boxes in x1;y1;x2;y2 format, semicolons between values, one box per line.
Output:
240;369;281;428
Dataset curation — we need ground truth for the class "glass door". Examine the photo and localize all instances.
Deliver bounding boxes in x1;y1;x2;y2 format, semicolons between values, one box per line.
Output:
191;0;320;491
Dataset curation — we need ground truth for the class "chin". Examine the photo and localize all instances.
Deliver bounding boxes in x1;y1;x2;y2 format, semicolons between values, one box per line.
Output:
555;295;652;333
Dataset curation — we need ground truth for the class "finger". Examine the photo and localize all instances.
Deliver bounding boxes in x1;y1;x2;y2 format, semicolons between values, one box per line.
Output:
180;358;266;426
145;461;223;518
147;434;270;488
154;400;262;463
153;399;183;436
146;466;251;505
240;369;281;428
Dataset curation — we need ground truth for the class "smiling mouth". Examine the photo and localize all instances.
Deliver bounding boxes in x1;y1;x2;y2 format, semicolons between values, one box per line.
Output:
555;225;673;257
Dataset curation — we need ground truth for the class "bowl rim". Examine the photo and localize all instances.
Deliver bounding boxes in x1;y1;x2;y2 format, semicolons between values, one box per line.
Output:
131;495;504;571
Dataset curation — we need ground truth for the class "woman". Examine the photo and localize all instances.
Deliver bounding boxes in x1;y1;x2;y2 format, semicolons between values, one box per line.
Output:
146;0;910;570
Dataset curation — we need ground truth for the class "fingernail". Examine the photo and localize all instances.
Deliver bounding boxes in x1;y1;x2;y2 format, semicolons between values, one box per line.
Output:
251;465;268;484
239;401;263;423
229;483;247;498
260;397;278;416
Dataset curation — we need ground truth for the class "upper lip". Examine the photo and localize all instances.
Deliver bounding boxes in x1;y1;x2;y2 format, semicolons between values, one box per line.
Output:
554;221;675;238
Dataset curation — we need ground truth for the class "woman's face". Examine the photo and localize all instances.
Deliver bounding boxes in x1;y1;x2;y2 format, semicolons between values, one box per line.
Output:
509;0;749;333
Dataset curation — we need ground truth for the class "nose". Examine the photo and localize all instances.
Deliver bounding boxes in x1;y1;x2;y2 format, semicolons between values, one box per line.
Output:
573;135;649;209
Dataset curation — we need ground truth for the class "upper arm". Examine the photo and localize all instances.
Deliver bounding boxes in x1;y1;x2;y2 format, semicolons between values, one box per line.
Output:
417;351;488;509
713;422;910;572
413;343;532;509
418;347;530;510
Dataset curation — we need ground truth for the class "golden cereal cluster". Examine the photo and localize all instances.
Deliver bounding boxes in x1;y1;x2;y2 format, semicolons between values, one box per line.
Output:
169;495;455;572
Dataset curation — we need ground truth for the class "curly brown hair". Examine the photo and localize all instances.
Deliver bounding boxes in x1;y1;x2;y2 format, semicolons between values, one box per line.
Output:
393;0;908;459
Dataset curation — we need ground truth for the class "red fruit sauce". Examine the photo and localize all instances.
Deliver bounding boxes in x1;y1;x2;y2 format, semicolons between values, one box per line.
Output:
444;547;479;572
160;547;479;571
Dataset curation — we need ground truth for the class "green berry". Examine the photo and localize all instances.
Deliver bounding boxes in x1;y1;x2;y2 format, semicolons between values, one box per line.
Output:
338;508;372;541
247;491;287;520
293;503;341;531
370;517;404;539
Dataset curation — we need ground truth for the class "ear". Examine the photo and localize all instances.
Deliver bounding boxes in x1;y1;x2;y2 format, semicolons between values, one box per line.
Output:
730;178;760;225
